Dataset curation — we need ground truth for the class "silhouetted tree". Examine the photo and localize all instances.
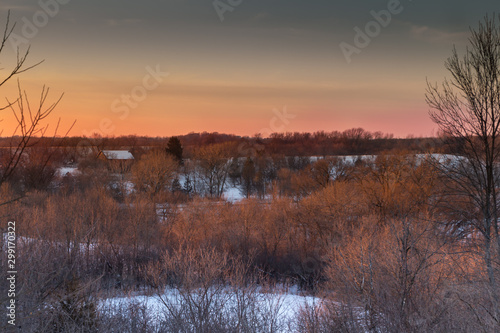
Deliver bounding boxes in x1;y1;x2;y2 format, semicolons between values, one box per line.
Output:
426;15;500;326
183;174;193;196
171;176;182;193
166;136;183;164
241;157;256;198
0;12;67;203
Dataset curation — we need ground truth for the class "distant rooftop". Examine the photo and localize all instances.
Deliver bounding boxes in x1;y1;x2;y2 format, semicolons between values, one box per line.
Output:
100;150;134;160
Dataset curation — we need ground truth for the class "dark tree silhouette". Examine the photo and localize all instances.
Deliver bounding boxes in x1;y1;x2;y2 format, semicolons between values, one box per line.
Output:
166;136;183;164
0;11;69;205
426;15;500;326
241;157;256;198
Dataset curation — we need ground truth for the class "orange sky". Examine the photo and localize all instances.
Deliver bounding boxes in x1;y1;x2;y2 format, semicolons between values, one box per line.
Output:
0;0;492;138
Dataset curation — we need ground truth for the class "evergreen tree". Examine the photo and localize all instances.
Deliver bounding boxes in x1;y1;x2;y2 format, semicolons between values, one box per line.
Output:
171;176;182;193
166;136;183;164
183;174;193;196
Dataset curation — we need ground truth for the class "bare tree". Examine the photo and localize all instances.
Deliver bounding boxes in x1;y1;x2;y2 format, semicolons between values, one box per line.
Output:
0;12;67;203
195;142;233;198
132;149;178;198
426;15;500;326
143;246;289;332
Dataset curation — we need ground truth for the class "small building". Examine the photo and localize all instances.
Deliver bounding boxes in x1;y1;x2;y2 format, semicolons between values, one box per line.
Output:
97;150;135;173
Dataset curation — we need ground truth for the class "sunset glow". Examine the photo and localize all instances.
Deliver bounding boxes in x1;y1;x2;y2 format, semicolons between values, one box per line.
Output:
0;0;494;138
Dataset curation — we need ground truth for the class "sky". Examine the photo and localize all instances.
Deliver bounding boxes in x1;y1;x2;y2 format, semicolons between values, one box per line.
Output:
0;0;498;138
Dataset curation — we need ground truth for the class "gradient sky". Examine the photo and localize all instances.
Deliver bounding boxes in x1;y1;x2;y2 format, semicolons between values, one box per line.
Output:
0;0;498;138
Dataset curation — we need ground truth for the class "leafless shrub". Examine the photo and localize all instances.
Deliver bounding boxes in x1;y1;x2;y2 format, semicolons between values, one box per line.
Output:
99;300;164;333
143;246;290;332
294;299;363;333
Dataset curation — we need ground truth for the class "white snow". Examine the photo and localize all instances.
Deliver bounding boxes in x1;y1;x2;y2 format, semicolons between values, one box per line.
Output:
101;150;134;160
56;166;80;177
223;186;245;203
101;288;319;330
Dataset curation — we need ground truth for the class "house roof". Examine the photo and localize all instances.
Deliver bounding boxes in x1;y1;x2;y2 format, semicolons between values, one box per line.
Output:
100;150;135;160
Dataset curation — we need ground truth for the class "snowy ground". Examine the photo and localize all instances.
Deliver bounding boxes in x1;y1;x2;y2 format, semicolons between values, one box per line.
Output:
101;287;319;330
223;186;244;203
55;166;80;177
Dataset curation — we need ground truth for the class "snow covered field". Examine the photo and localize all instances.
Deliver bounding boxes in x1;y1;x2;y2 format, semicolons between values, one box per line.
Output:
101;287;320;331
